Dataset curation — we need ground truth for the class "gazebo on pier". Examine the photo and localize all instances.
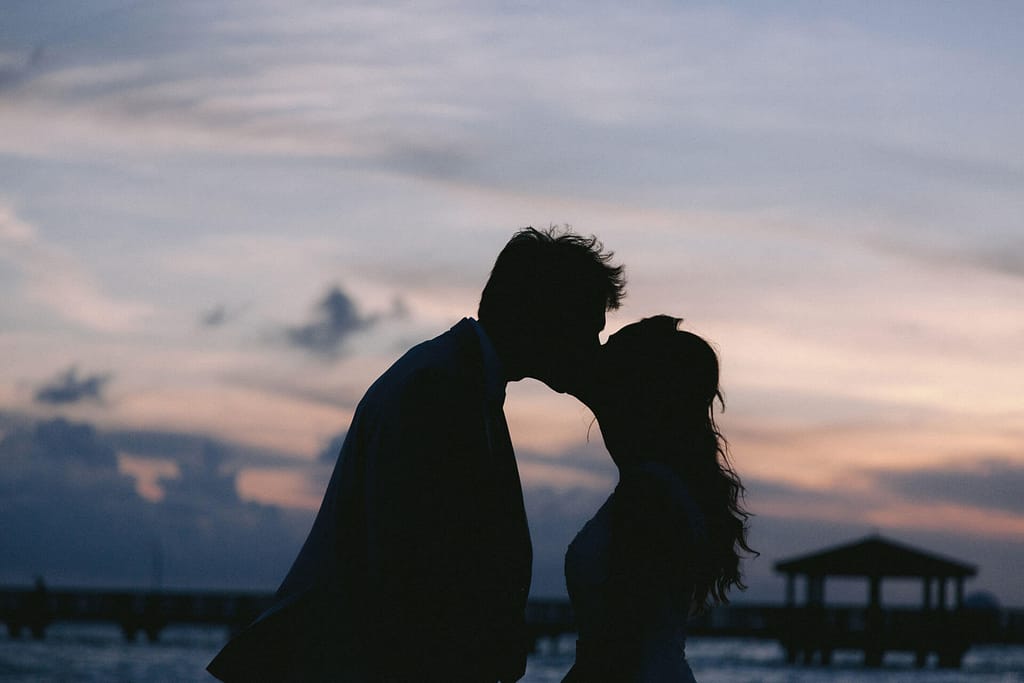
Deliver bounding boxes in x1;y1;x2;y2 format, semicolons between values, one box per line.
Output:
774;534;977;668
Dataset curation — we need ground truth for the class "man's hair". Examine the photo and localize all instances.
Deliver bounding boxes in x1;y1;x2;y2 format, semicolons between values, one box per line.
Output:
478;226;625;329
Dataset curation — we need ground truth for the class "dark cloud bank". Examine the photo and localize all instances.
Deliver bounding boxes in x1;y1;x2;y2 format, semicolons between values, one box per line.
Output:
2;417;1021;605
0;417;309;590
882;460;1024;515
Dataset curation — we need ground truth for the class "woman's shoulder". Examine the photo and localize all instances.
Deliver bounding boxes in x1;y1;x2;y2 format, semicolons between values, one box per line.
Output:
613;464;676;522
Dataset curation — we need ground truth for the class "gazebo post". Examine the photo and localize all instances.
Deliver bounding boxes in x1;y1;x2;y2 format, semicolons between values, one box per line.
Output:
806;574;827;664
783;572;800;664
938;577;948;612
806;575;823;606
865;574;883;667
955;577;964;610
916;576;933;668
868;575;881;611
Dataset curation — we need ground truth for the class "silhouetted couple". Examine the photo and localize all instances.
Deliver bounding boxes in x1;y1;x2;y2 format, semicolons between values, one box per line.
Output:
209;228;753;682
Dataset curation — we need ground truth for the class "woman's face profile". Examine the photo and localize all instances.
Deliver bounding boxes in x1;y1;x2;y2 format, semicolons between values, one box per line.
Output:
591;339;662;459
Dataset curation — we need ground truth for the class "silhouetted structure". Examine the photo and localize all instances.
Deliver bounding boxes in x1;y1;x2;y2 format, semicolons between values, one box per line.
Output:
775;534;977;668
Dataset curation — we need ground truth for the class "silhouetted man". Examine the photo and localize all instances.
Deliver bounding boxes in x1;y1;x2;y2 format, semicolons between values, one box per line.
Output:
208;227;625;682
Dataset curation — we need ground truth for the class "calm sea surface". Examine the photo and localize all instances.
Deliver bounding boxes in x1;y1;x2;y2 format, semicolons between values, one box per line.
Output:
1;625;1022;682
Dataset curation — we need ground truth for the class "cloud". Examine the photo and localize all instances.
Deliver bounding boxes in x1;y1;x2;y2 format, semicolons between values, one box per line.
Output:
0;200;37;242
104;427;306;470
3;417;120;470
3;2;1021;304
4;415;1023;604
285;284;375;356
879;459;1024;517
866;231;1024;284
199;302;248;328
200;304;229;327
158;438;240;509
117;454;178;502
0;201;152;332
4;2;1014;200
0;417;311;590
0;46;45;91
925;242;1024;282
0;414;611;597
974;245;1024;280
34;366;111;405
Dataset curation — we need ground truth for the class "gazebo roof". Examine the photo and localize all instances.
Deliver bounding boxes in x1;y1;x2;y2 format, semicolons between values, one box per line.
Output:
774;534;976;579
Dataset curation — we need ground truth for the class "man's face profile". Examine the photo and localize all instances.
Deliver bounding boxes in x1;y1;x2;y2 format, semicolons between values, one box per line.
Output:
532;301;605;395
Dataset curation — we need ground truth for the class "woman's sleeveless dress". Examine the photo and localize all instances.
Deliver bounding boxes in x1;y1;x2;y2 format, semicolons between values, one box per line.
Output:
563;462;705;682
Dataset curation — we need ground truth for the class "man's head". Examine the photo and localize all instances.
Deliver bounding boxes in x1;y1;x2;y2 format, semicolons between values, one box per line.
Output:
478;226;626;394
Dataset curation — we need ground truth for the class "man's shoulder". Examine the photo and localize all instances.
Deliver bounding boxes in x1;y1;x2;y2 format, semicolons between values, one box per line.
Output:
362;319;480;407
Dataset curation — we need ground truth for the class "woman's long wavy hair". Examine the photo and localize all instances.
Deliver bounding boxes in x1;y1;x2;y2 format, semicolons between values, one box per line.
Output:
604;315;756;613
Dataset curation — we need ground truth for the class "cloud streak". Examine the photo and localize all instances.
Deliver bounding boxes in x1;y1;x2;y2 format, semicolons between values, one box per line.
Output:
2;2;1018;206
880;460;1024;517
0;202;152;332
34;365;111;405
200;304;230;327
0;416;309;590
0;46;46;91
199;302;248;328
317;430;347;463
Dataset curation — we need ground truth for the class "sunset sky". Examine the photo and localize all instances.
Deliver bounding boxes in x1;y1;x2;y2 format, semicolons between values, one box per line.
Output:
2;1;1023;605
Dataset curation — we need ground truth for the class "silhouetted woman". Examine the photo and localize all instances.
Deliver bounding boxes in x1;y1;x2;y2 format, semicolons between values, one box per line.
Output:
564;316;755;682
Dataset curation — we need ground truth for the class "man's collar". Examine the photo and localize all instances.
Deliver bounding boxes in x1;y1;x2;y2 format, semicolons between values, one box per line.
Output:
467;318;506;404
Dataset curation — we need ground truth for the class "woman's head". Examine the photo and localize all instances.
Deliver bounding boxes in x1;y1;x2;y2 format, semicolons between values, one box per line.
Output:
593;315;755;612
591;315;720;463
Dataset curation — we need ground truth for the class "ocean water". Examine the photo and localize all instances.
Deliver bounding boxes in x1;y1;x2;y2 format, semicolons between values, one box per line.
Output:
1;625;1022;682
